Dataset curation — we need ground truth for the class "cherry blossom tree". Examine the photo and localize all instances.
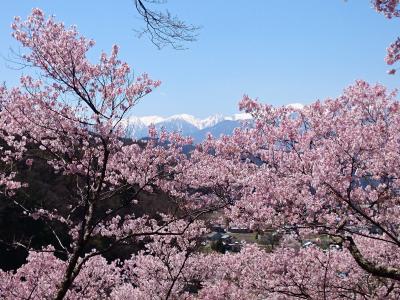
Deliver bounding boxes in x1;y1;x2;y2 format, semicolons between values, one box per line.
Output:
372;0;400;74
0;9;223;299
3;5;400;300
190;80;400;299
120;80;400;299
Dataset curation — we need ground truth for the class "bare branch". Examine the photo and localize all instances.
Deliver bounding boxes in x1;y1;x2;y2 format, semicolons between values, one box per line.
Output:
133;0;200;49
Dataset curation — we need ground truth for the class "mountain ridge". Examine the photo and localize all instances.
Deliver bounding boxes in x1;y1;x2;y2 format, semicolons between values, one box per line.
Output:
123;103;304;142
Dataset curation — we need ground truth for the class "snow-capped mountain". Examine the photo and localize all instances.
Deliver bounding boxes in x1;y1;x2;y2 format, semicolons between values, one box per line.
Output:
123;104;304;143
286;103;304;110
122;113;252;142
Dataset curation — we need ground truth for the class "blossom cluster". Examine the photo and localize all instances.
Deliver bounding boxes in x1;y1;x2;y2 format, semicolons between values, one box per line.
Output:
1;7;400;300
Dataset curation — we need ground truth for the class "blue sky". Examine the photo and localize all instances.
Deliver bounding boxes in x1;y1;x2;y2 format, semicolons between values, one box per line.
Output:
1;1;400;117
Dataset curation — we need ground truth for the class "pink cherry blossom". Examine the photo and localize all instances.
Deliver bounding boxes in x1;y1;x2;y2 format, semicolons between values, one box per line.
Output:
2;6;400;300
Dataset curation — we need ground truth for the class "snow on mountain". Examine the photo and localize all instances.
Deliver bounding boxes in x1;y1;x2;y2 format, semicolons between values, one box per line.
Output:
286;103;305;110
124;113;251;131
123;104;303;142
139;115;166;126
123;113;249;142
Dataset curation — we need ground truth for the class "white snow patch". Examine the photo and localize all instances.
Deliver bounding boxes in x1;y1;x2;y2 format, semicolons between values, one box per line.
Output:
286;103;304;110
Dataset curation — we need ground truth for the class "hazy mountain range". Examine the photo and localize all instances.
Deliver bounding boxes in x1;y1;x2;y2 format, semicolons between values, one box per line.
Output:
123;103;304;143
122;113;251;143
